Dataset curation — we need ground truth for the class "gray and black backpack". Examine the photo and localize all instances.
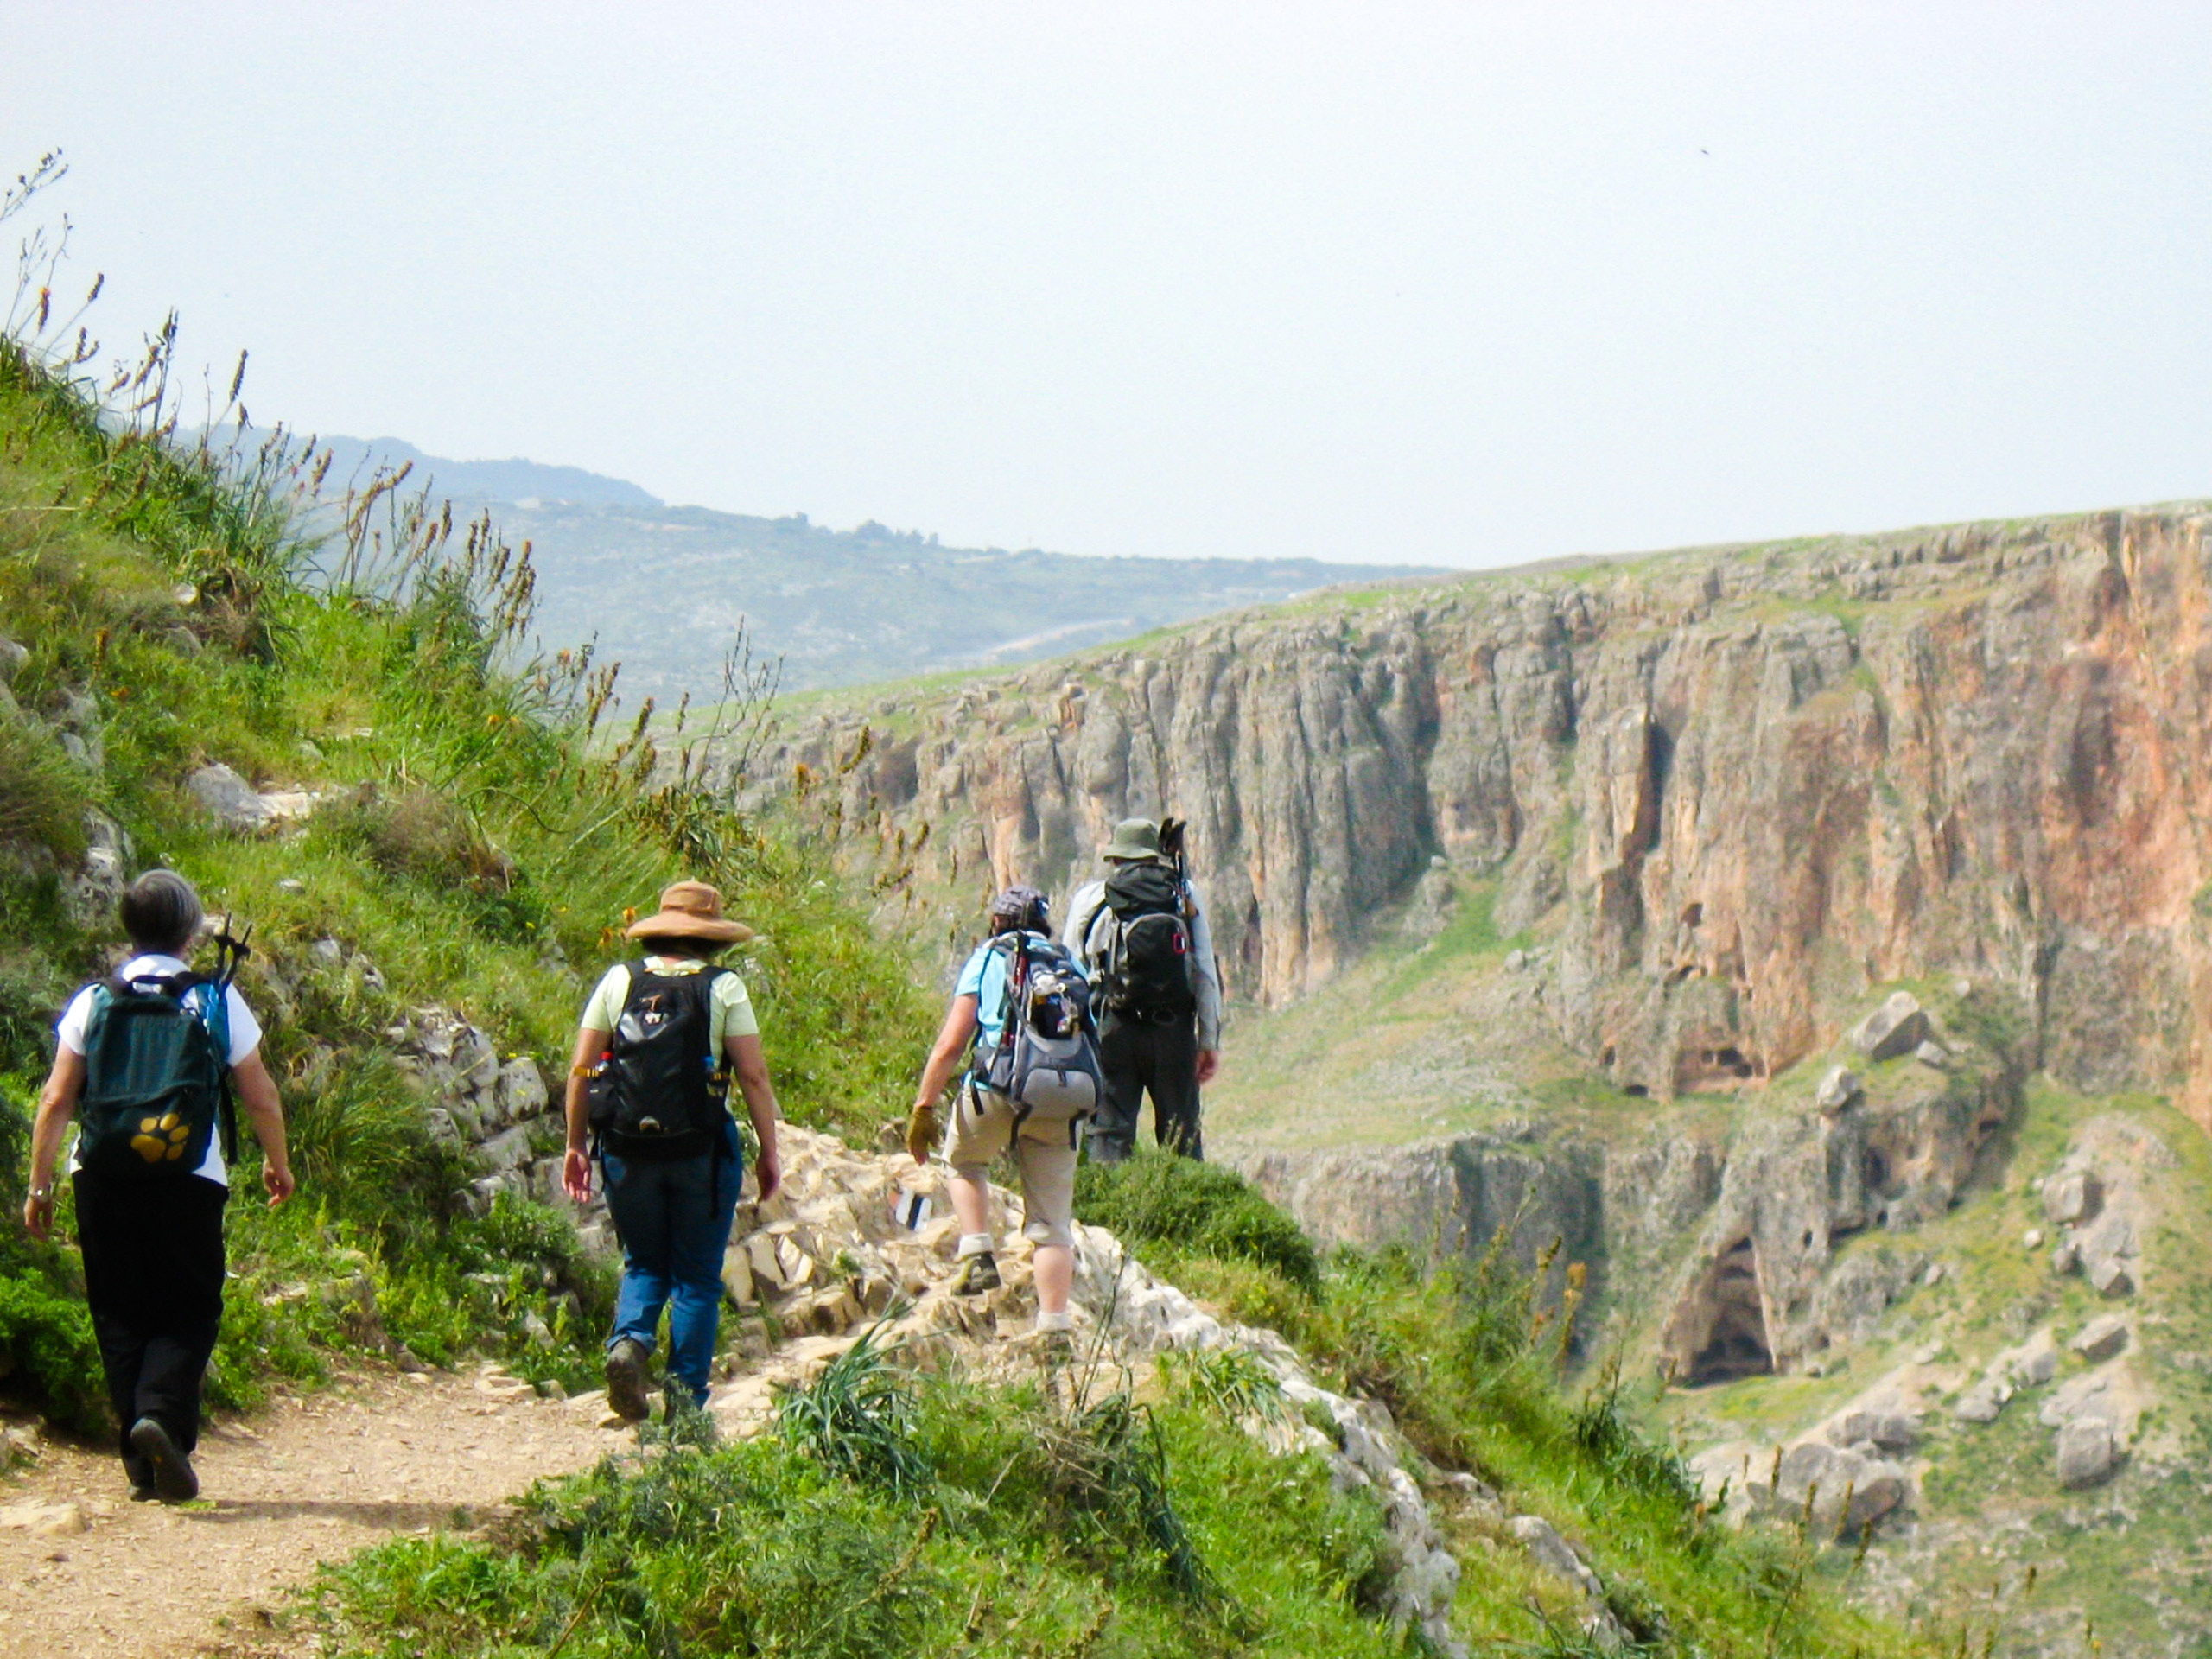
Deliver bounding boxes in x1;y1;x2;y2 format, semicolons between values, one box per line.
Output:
973;934;1103;1126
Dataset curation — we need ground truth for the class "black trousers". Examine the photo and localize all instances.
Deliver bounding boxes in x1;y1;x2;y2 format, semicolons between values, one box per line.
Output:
73;1170;228;1465
1089;1015;1204;1162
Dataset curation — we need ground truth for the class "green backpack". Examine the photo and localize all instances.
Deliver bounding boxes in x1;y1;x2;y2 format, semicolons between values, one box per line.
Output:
75;970;237;1180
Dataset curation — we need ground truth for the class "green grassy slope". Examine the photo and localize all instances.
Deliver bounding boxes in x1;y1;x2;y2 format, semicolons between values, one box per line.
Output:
0;338;936;1421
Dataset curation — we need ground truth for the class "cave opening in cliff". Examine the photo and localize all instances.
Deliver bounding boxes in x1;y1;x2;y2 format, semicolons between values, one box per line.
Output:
1682;1237;1773;1386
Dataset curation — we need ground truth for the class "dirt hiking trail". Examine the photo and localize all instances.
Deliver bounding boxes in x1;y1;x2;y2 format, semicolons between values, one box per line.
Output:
0;1365;623;1658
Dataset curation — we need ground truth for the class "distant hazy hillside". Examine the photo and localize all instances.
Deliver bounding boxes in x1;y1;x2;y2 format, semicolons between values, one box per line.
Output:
262;432;1443;693
512;501;1442;693
301;432;660;509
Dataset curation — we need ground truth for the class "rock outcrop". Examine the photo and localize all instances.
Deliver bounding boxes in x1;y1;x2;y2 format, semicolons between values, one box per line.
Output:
185;763;330;833
757;508;2212;1122
1228;995;2011;1381
380;1002;595;1243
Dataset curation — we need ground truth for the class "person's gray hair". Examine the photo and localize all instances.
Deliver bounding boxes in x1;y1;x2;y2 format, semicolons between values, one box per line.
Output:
117;869;204;955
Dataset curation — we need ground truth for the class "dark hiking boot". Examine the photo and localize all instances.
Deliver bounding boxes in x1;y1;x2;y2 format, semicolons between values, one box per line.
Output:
124;1452;157;1501
952;1251;1001;1296
128;1417;199;1503
605;1338;653;1421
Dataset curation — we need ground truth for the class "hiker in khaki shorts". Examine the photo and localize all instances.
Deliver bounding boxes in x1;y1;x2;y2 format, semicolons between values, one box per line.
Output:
906;886;1094;1346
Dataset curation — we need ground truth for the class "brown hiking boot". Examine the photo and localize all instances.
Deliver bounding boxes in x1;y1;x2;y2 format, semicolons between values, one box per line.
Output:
605;1338;653;1421
952;1251;1001;1296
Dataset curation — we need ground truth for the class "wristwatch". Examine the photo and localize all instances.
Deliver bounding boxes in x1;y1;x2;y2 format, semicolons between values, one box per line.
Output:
28;1185;53;1201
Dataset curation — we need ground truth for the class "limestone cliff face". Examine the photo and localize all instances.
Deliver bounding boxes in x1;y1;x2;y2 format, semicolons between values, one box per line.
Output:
760;508;2212;1124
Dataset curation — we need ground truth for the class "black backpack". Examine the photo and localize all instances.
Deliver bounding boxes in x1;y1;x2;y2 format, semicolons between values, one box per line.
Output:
76;971;237;1181
972;933;1103;1127
1090;863;1198;1021
586;963;730;1160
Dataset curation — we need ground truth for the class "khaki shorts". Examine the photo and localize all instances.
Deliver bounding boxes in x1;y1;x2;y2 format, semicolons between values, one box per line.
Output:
944;1081;1079;1251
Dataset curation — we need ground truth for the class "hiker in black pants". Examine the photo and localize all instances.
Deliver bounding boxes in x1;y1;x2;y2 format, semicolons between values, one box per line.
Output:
22;871;294;1503
1064;817;1222;1161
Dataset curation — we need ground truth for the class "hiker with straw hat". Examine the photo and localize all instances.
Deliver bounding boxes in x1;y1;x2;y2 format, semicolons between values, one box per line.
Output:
562;880;783;1419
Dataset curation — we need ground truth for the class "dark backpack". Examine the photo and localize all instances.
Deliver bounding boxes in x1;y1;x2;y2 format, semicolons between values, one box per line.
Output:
1090;863;1198;1021
76;972;236;1181
586;962;730;1160
973;934;1103;1126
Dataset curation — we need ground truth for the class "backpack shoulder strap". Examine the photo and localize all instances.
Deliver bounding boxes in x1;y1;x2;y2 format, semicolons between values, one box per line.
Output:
973;935;1027;1060
75;980;119;1053
1077;897;1115;962
683;963;729;1024
618;957;663;1011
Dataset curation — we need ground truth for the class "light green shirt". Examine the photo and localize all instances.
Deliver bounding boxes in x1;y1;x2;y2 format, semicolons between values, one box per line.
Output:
581;957;760;1049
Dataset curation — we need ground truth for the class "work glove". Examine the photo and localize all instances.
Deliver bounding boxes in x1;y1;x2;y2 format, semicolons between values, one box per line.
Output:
905;1100;940;1164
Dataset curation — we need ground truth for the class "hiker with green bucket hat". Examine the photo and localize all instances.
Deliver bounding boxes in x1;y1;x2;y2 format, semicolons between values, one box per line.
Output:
1063;817;1222;1161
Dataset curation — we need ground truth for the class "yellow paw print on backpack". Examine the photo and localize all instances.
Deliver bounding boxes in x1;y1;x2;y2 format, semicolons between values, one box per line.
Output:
130;1112;192;1164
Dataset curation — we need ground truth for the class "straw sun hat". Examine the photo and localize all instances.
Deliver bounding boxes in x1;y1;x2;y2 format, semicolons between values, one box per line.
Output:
624;880;754;944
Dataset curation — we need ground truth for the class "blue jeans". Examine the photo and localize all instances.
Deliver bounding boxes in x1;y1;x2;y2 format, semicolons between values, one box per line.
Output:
600;1116;742;1407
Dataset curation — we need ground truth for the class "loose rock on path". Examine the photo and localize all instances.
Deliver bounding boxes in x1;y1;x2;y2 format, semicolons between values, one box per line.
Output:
0;1364;621;1659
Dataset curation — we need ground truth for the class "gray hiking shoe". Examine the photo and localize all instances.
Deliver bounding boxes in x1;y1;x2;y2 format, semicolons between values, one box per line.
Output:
128;1417;198;1503
605;1338;653;1421
952;1251;1001;1296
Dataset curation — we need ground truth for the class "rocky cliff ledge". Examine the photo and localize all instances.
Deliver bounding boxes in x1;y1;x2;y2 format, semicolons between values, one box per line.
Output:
759;508;2212;1123
1229;988;2022;1379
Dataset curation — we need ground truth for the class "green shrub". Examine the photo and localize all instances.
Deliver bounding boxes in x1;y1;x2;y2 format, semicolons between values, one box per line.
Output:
1075;1150;1320;1291
0;1262;107;1432
318;785;515;899
1569;1363;1698;1514
0;715;87;861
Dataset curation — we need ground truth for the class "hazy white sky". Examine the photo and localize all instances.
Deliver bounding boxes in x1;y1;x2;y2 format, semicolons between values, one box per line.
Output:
6;3;2209;565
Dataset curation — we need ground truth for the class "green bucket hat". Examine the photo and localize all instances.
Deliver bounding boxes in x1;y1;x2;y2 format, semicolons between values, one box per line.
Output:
1103;818;1164;862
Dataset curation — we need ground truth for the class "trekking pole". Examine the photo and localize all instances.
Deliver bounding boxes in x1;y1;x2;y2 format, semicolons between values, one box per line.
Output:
212;920;254;992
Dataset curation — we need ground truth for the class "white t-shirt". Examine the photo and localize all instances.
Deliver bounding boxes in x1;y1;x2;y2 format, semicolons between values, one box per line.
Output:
57;954;264;1187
